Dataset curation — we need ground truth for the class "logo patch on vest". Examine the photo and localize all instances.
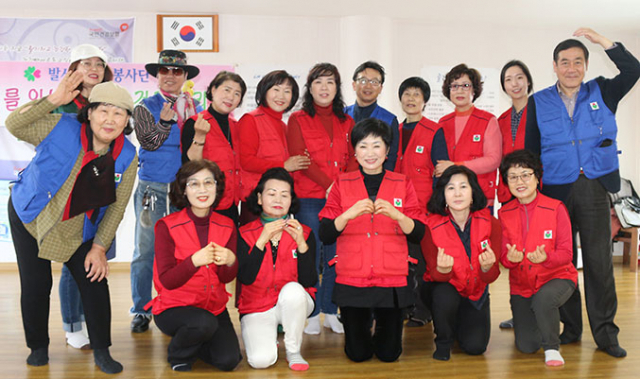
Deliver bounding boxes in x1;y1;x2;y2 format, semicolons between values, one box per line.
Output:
480;239;489;251
415;145;424;154
473;134;481;142
292;249;298;259
544;230;553;239
114;173;122;183
393;198;402;207
590;102;599;110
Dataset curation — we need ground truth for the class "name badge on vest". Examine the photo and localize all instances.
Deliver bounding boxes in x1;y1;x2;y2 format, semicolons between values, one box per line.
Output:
415;145;425;154
544;230;553;239
473;134;481;142
393;198;403;207
292;249;298;259
590;102;599;111
114;173;122;183
480;239;489;251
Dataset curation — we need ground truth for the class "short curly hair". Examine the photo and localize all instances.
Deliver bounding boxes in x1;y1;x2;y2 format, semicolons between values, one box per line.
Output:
499;149;543;185
442;63;483;102
245;167;300;215
169;160;225;210
427;165;487;216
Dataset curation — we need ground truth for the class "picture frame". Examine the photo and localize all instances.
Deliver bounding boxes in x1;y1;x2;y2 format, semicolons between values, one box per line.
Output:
157;14;219;52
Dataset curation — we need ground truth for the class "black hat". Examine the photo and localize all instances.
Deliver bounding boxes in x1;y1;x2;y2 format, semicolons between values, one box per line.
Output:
145;50;200;79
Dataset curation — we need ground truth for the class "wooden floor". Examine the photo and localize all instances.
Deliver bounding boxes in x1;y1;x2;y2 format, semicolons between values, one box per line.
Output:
0;262;637;379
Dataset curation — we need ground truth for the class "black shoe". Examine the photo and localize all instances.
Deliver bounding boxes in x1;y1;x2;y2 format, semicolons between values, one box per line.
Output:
131;314;151;333
27;347;48;366
559;332;581;345
433;347;451;361
94;348;123;374
172;362;193;371
602;345;627;358
499;318;514;329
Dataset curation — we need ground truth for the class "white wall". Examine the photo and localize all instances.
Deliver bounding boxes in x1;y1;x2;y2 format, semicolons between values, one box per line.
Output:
2;10;639;262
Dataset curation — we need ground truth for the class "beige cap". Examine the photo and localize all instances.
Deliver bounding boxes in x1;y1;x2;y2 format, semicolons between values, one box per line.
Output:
89;82;134;112
70;44;108;65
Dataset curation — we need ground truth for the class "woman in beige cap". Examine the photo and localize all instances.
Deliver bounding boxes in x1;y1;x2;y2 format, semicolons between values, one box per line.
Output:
6;74;138;374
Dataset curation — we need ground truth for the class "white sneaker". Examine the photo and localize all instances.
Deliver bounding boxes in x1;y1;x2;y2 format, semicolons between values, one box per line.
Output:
304;315;321;335
323;313;344;334
66;330;90;350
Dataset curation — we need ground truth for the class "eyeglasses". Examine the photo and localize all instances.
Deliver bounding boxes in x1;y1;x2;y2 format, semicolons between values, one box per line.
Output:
355;77;382;87
507;171;535;183
79;60;106;70
449;83;472;91
186;178;216;190
158;66;185;76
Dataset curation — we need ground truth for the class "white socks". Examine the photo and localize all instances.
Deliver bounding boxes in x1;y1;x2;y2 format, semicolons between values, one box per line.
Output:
66;330;90;350
304;315;321;335
545;349;565;366
323;314;344;334
286;352;309;371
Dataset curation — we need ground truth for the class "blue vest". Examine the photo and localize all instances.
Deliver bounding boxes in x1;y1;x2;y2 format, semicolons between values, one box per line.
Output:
345;103;396;126
137;93;202;183
11;113;136;242
534;80;619;185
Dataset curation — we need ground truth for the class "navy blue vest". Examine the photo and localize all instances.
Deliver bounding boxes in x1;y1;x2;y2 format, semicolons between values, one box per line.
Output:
11;113;136;242
534;80;618;185
137;93;202;183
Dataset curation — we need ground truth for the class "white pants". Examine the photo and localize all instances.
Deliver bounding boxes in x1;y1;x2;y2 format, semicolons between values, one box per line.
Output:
241;282;314;369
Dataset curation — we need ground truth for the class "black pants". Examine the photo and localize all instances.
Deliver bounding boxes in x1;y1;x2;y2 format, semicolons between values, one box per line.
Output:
560;175;619;348
8;198;112;349
407;241;430;321
154;307;242;371
422;281;490;355
510;279;575;352
340;306;404;363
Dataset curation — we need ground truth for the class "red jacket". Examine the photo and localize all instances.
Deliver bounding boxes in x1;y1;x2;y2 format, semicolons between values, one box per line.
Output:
396;116;440;210
237;219;315;314
289;110;353;199
239;107;289;199
190;109;242;210
319;170;426;287
496;106;527;203
148;209;235;316
422;209;501;301
498;194;577;297
440;107;497;203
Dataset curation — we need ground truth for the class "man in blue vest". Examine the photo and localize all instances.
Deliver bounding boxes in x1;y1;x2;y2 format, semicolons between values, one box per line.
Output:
345;61;399;171
525;27;640;358
130;50;203;333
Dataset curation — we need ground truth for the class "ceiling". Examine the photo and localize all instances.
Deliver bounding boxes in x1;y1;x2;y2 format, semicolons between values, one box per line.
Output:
7;0;640;33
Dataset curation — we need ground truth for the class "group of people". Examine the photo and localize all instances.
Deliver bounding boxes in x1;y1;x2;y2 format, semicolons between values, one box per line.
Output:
6;27;639;374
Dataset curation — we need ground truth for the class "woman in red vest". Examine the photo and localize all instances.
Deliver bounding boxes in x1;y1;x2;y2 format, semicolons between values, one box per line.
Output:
182;71;247;225
319;119;427;363
147;160;241;372
237;168;317;371
435;64;502;210
498;150;577;367
238;70;311;225
287;63;354;335
496;60;534;330
496;60;534;204
421;165;501;361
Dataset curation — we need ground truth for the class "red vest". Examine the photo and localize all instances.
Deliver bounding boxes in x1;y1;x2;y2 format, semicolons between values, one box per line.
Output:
397;116;440;210
190;110;241;210
498;194;577;297
289;110;353;199
440;107;497;203
237;219;315;314
321;170;417;287
148;209;234;316
239;107;289;199
496;106;527;203
424;209;494;301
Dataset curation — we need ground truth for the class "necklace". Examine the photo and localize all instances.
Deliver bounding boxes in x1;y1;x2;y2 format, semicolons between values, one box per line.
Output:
270;235;281;247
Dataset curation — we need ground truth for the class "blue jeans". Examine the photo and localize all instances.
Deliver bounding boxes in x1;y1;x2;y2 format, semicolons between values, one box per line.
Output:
130;180;175;315
59;240;116;331
297;197;338;316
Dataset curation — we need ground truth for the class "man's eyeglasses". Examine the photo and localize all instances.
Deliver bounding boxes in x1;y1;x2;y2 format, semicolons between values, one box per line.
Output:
158;66;185;76
355;77;382;87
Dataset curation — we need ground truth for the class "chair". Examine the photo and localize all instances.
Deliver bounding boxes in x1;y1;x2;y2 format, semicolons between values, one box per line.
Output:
613;227;638;272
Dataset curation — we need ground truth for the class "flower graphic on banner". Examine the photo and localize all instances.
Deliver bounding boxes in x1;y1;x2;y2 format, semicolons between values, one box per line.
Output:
23;66;41;82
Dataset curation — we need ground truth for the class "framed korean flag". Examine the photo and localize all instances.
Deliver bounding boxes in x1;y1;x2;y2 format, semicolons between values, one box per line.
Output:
157;15;219;52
